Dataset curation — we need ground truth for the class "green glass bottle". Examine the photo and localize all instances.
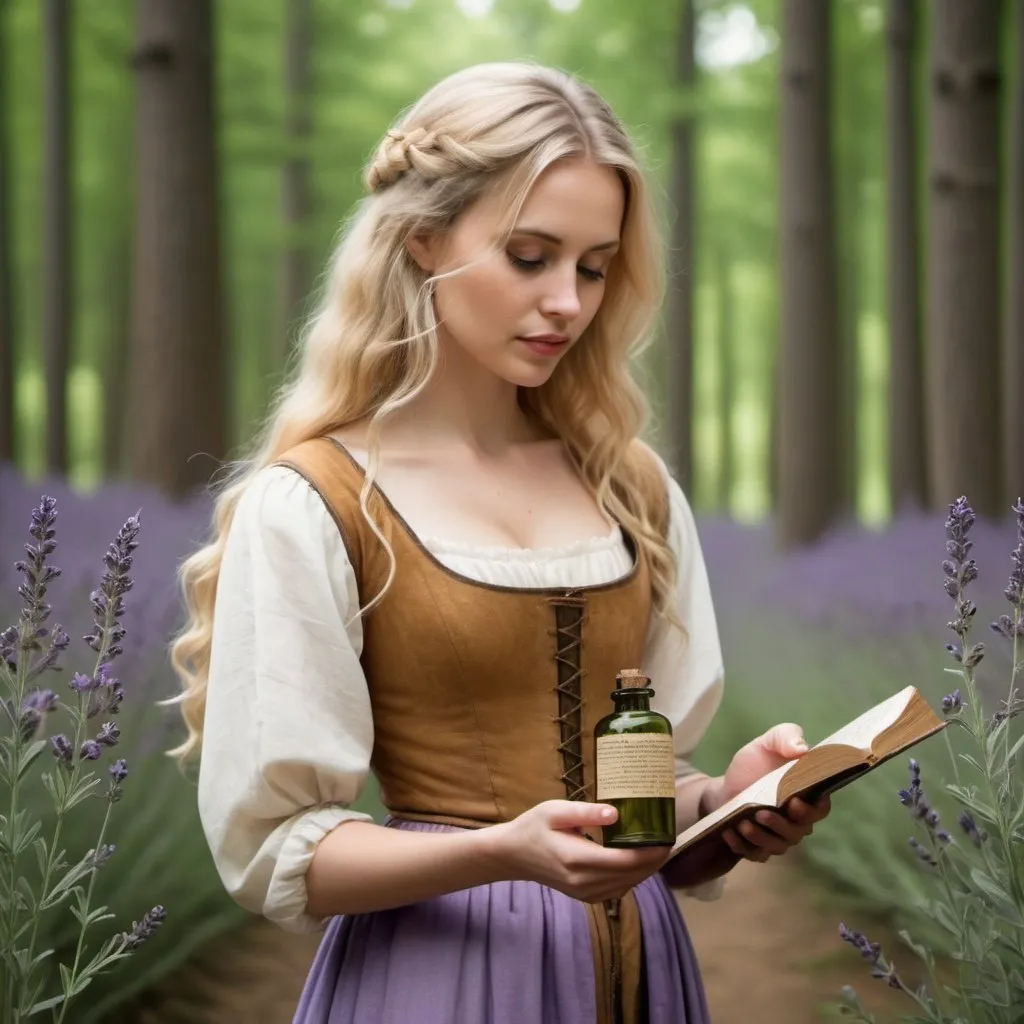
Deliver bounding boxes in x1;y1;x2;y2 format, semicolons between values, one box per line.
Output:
594;668;676;847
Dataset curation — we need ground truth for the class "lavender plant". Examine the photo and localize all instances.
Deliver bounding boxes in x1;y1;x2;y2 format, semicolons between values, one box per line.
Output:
0;497;165;1021
837;497;1024;1023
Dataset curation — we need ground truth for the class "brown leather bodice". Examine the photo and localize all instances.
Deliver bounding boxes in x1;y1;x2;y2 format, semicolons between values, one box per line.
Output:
276;436;656;825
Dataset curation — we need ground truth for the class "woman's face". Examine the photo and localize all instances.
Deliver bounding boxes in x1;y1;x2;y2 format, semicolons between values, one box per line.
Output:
409;158;625;389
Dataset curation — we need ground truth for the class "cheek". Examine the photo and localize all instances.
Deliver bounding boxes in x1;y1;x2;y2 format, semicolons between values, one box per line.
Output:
438;262;528;334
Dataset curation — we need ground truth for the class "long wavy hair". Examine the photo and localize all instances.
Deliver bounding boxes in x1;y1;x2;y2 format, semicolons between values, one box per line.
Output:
167;61;682;763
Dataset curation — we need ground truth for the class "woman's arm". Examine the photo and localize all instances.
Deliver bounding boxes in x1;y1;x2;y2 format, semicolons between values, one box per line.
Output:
305;821;503;916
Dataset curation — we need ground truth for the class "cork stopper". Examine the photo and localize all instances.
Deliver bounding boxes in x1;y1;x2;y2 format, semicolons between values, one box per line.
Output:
616;668;651;689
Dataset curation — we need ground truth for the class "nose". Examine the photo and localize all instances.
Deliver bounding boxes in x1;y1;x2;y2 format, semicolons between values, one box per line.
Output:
539;265;582;322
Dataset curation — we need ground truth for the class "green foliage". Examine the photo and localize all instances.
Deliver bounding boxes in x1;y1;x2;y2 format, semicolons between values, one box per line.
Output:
836;500;1024;1023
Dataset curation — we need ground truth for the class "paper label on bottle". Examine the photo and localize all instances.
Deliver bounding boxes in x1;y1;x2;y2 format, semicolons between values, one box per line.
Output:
596;734;675;800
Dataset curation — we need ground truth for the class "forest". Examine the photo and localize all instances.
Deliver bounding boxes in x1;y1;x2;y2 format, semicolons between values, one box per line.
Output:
0;0;1022;1021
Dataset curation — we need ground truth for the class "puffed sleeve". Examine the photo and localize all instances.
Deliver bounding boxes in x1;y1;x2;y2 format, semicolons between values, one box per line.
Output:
643;454;727;900
198;465;375;934
643;456;725;770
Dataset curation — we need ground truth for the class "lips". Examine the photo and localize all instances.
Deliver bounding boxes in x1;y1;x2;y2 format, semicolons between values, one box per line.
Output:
518;335;569;346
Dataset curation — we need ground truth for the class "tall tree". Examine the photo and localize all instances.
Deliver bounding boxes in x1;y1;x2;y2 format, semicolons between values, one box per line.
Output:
665;0;696;493
886;0;928;512
926;0;1003;516
126;0;228;497
715;247;735;513
777;0;841;546
43;0;72;476
0;0;13;464
275;0;314;372
1006;0;1024;505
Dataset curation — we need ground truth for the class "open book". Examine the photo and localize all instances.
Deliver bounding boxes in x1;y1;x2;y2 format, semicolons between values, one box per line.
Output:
669;686;947;860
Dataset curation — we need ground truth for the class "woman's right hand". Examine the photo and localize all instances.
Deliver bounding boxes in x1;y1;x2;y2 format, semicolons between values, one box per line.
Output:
482;800;674;903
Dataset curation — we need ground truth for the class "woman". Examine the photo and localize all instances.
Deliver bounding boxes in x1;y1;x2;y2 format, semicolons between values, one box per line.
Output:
169;62;830;1023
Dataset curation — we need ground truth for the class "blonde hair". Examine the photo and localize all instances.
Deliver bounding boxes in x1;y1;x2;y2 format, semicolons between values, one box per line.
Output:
167;61;681;763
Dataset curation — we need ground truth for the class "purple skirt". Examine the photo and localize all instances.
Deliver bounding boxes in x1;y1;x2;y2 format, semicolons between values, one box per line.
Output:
292;820;710;1023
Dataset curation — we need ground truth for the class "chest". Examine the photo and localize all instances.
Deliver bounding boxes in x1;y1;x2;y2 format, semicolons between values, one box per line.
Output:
338;440;614;550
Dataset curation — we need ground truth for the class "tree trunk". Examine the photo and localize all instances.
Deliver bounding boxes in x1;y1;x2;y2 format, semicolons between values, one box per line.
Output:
926;0;1003;516
102;225;131;479
127;0;228;498
275;0;314;372
43;0;72;476
778;0;841;547
0;0;14;464
715;248;735;513
886;0;929;513
665;0;696;493
1006;0;1024;506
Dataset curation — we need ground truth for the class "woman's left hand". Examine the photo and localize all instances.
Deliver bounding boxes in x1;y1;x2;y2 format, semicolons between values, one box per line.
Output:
712;723;832;863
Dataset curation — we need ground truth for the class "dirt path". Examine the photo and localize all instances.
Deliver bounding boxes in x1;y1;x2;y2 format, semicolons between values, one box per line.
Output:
118;859;915;1023
684;858;913;1022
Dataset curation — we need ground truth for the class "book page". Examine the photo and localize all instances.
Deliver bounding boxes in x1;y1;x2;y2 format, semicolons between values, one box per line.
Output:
811;686;916;752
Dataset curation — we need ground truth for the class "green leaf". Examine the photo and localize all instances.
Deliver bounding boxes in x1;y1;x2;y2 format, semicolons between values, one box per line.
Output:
27;994;65;1016
16;739;46;781
63;774;103;811
32;836;48;876
897;929;937;974
969;867;1024;926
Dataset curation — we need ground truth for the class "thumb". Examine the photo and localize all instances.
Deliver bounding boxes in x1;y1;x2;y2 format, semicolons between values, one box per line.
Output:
542;800;618;831
761;723;808;758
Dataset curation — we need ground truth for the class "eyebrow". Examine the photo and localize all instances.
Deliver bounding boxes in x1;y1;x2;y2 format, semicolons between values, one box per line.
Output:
510;228;620;252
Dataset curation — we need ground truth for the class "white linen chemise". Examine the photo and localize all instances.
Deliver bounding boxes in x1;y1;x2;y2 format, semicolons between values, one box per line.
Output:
198;452;727;934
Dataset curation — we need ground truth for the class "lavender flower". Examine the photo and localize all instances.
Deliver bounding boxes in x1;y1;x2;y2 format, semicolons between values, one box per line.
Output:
89;844;116;869
96;722;120;747
108;759;128;785
957;810;987;847
839;923;903;988
11;498;63;662
118;905;166;951
79;740;102;761
82;514;140;665
942;688;965;715
49;734;73;768
0;624;17;672
19;688;59;740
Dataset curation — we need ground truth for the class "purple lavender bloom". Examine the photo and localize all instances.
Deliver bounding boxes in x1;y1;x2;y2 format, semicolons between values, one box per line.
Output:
941;688;965;714
85;663;124;719
79;740;102;761
10;497;64;663
50;733;73;767
988;499;1024;640
27;624;71;680
97;721;120;747
109;758;128;784
82;513;140;665
18;687;59;740
0;624;17;671
958;810;987;846
119;905;166;951
68;672;95;694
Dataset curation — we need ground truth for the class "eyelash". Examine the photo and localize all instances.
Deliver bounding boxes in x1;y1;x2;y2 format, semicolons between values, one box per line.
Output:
507;253;606;282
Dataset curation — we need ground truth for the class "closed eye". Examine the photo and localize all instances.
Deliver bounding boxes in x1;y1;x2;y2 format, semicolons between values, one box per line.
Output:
507;253;606;281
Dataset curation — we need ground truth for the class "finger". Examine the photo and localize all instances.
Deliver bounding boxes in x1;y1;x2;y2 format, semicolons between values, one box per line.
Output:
753;810;812;844
763;723;808;758
722;827;771;862
785;796;830;825
737;819;791;856
545;801;618;831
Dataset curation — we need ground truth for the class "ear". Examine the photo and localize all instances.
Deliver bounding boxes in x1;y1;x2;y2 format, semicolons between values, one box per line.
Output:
405;231;445;274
